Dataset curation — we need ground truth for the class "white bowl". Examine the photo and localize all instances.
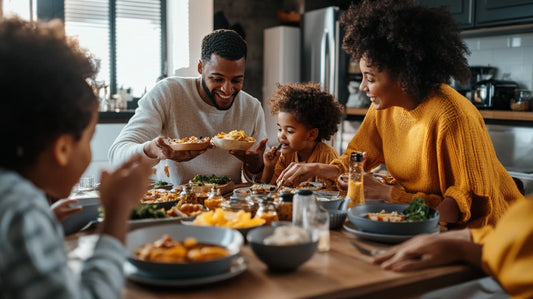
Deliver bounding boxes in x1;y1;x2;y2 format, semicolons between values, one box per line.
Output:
212;137;255;151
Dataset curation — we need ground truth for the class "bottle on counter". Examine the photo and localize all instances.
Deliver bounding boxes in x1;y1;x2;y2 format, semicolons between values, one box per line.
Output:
346;152;365;209
255;197;279;226
204;186;224;211
293;189;330;252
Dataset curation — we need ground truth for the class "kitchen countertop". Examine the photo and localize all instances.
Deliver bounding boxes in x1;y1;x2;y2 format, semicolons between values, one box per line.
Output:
98;110;136;123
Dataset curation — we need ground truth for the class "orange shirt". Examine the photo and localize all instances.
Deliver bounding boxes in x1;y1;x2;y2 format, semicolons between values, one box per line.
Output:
270;142;339;190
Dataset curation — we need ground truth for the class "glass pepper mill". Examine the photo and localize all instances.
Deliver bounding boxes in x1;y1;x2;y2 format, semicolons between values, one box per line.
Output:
346;152;365;209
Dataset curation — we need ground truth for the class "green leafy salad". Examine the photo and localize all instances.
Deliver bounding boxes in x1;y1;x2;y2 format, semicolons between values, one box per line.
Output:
190;174;231;186
403;198;434;221
131;204;167;220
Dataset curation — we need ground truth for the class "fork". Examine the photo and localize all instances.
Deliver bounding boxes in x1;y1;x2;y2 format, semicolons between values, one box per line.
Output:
350;240;385;256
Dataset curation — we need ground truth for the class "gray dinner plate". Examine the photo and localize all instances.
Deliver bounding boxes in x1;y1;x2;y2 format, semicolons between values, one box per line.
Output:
343;222;439;244
124;255;247;287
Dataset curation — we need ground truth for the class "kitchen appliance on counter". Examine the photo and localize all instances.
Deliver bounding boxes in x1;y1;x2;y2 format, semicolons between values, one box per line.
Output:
473;79;519;110
450;66;498;102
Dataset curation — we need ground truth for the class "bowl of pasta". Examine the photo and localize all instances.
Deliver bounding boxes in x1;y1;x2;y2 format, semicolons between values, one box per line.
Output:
212;130;256;151
126;223;243;279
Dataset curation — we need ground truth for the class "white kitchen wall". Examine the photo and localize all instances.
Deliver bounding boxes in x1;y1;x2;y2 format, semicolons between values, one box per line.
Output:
81;123;126;183
464;32;533;90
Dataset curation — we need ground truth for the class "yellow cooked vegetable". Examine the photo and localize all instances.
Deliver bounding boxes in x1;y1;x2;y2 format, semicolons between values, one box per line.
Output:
193;209;265;228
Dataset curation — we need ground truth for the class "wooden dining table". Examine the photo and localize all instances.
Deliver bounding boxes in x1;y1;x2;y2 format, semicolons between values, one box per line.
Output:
65;219;485;299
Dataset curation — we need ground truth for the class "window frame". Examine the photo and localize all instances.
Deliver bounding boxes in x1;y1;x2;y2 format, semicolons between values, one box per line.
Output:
37;0;167;95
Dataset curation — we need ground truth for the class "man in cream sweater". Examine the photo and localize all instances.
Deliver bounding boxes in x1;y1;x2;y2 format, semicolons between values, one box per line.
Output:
109;29;268;186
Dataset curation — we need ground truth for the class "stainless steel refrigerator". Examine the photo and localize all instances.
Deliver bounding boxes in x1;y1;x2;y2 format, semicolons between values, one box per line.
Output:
301;6;350;152
301;6;349;106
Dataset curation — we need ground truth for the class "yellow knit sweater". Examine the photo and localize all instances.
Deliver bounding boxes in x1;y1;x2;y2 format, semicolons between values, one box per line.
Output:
471;197;533;298
330;84;522;228
270;142;339;190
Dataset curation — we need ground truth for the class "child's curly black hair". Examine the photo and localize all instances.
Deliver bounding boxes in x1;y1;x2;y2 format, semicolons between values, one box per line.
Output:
341;0;471;102
269;82;343;142
0;17;98;172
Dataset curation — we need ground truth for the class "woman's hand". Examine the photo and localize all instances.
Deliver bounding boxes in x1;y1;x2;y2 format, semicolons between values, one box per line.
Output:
371;229;480;271
337;173;349;191
50;198;83;222
363;173;393;201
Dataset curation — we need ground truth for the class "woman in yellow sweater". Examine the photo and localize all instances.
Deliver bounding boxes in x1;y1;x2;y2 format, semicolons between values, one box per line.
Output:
261;82;343;190
371;196;533;298
276;0;523;227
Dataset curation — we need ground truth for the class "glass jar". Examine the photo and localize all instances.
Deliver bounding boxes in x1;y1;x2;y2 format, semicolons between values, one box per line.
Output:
178;184;198;207
220;194;254;215
277;192;293;221
510;89;532;111
245;193;263;217
346;152;365;209
293;189;330;252
204;186;225;211
255;197;279;226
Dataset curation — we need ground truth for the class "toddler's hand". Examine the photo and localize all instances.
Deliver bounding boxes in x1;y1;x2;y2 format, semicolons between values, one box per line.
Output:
263;145;281;168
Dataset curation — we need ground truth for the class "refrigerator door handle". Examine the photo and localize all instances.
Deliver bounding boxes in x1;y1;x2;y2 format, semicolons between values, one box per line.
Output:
320;30;328;90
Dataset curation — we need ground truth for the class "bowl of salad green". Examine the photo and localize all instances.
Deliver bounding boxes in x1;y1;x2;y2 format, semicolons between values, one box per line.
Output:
347;198;439;235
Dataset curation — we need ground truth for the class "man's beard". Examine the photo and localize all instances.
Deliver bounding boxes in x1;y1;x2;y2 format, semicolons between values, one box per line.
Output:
201;79;236;110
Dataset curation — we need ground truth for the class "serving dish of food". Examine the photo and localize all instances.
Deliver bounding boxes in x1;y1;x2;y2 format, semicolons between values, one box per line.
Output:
165;136;211;151
212;130;256;151
346;198;439;236
140;189;180;210
126;224;243;279
184;209;265;239
189;174;234;194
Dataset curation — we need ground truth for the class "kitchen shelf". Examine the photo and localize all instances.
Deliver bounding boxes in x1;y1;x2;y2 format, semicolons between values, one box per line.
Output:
345;107;533;124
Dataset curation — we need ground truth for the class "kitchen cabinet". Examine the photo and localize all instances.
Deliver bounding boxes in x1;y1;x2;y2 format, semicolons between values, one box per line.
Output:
418;0;533;30
476;0;533;27
417;0;474;29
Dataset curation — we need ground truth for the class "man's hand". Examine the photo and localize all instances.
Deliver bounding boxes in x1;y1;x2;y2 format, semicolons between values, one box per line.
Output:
230;137;268;173
144;136;210;162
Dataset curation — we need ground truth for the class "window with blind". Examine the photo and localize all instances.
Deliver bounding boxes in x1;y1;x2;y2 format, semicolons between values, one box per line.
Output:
65;0;165;97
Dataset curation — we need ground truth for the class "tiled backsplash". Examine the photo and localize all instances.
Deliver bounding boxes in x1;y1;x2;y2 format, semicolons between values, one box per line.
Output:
464;32;533;90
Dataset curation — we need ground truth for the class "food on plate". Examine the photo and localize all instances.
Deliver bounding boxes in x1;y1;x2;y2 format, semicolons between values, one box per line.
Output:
190;174;232;186
133;235;229;263
263;226;311;246
131;204;167;220
177;203;204;216
402;198;432;221
367;210;405;222
141;190;180;204
215;130;255;142
250;184;275;194
164;165;169;177
166;136;211;144
193;209;265;229
295;181;325;190
366;198;432;222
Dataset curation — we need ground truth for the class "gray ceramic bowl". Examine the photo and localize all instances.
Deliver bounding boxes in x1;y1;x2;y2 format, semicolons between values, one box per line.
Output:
317;197;343;210
328;209;347;230
126;224;243;278
61;197;100;235
347;202;439;235
247;226;318;272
